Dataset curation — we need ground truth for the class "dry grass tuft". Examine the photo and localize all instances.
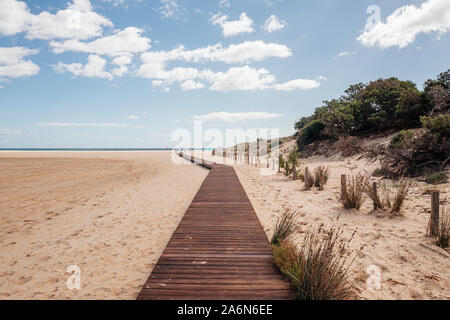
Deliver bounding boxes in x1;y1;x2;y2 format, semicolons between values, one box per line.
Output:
271;209;299;246
339;174;366;210
303;169;315;190
364;179;413;215
314;166;330;188
272;228;355;300
364;180;383;210
380;179;413;215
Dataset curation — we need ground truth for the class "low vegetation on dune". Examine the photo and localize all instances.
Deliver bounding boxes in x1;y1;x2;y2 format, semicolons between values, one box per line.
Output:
425;172;448;185
293;69;450;178
339;174;366;210
303;168;315;191
272;228;355;300
314;165;330;188
270;209;299;246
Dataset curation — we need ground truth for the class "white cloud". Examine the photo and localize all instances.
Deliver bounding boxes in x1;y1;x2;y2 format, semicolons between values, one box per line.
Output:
136;40;319;92
159;0;184;19
181;80;205;91
50;27;151;56
37;122;129;127
201;66;320;92
211;12;254;37
264;15;286;33
0;128;23;136
136;41;292;89
0;0;28;36
192;112;282;122
274;79;321;91
54;54;113;80
219;0;230;8
137;40;291;82
335;51;356;58
0;46;40;79
358;0;450;49
202;66;275;91
126;115;139;120
100;0;142;8
0;0;113;40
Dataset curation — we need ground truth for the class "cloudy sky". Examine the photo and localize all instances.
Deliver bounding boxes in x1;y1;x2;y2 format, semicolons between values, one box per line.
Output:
0;0;449;148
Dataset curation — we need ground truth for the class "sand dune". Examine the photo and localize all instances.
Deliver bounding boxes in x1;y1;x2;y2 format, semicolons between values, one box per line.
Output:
229;155;450;300
0;151;208;299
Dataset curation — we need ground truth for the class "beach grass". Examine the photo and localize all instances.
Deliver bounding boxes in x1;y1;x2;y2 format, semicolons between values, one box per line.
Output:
272;228;355;300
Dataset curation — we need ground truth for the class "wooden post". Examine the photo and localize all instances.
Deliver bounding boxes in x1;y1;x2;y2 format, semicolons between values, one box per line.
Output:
267;159;269;169
292;163;297;180
319;170;324;191
341;174;347;201
373;182;378;210
430;191;440;236
277;158;281;173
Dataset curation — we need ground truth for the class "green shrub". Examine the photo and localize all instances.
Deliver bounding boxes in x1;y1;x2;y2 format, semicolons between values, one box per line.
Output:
298;120;325;145
421;114;450;138
426;172;448;185
391;129;415;149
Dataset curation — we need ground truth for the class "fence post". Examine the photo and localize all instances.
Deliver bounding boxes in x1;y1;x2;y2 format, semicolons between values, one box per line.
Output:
373;182;378;210
430;191;440;236
341;174;347;201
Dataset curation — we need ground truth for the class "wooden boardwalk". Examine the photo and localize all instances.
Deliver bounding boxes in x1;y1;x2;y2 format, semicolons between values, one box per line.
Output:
137;156;294;300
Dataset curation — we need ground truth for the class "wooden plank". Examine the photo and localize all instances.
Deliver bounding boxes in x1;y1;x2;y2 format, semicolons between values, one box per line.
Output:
136;156;294;300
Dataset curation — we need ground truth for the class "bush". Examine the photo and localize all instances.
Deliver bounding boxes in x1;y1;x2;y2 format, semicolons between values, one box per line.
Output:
391;130;415;149
298;120;325;146
272;228;355;300
271;210;299;246
426;172;448;185
421;114;450;138
339;174;366;210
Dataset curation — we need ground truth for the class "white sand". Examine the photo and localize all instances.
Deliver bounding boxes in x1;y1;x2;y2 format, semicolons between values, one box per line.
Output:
0;151;208;299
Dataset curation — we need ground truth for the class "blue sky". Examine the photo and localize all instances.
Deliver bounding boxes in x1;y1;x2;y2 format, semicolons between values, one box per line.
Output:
0;0;449;148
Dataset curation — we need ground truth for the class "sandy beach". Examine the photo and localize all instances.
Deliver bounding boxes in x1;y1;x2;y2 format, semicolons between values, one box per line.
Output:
0;151;208;299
